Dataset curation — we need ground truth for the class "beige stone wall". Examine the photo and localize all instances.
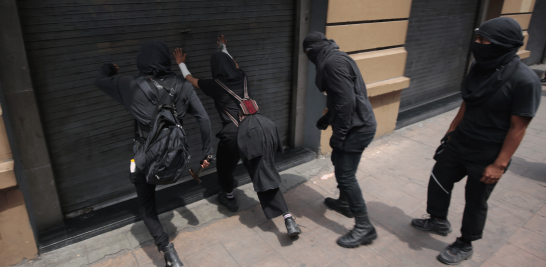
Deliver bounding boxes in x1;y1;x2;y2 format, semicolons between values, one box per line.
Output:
499;0;536;59
320;0;413;154
0;105;37;267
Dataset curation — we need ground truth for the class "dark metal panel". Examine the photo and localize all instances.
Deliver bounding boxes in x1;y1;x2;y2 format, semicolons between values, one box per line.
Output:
17;0;295;214
400;0;480;111
523;0;546;66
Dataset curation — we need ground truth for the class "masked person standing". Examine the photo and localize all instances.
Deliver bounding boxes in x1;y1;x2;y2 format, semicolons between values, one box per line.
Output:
411;17;542;265
173;36;302;237
303;32;378;248
95;40;213;267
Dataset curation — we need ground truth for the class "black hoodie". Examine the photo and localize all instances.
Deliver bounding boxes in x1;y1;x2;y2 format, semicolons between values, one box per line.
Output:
303;32;377;150
95;40;213;159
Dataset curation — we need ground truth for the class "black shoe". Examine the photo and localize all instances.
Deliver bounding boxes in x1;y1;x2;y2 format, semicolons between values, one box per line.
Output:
324;197;354;218
541;78;546;83
411;215;452;236
162;243;183;267
336;211;378;248
285;216;302;237
217;192;238;212
437;238;473;265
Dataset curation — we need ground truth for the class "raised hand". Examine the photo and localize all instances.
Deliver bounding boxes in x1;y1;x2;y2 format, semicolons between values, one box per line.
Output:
173;48;186;65
217;35;228;48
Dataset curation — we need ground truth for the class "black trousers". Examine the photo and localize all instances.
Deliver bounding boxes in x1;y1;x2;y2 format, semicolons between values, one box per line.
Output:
216;132;288;219
331;130;376;214
427;132;500;241
133;173;169;251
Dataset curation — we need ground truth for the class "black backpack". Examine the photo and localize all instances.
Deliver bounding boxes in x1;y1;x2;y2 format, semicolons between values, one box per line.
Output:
133;76;190;185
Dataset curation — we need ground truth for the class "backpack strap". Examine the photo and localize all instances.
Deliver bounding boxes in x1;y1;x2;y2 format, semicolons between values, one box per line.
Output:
135;76;158;105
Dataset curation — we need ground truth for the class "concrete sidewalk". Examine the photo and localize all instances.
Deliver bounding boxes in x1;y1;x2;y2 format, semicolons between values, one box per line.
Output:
16;85;546;267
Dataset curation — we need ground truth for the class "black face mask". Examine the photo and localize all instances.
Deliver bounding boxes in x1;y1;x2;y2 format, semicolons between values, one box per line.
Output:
470;42;514;70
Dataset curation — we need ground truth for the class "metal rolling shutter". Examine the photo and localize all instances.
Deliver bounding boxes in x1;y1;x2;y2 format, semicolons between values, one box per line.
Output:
17;0;295;215
400;0;479;111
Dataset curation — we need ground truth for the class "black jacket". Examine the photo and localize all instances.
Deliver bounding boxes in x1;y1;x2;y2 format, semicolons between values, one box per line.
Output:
304;32;377;150
95;64;213;160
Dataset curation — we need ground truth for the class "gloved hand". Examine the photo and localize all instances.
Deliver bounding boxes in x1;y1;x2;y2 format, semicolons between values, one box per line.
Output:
316;115;330;130
102;63;119;77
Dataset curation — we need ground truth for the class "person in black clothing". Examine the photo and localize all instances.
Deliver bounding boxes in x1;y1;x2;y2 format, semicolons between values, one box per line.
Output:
303;31;378;248
95;40;213;267
173;36;302;237
411;17;542;265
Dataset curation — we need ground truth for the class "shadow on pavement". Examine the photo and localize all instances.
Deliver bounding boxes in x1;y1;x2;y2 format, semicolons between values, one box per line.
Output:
128;207;199;267
367;201;450;252
510;156;546;183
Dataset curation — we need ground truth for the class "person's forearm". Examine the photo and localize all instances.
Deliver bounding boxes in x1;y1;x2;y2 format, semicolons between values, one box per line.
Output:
178;63;200;88
185;75;200;88
494;123;527;168
446;101;466;134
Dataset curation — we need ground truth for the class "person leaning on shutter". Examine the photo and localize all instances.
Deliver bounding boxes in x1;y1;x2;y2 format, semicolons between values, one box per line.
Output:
173;36;302;237
95;40;214;267
411;17;542;265
303;31;379;248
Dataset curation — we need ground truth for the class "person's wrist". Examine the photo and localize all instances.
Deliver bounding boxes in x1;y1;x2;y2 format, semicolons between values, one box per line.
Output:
493;161;508;170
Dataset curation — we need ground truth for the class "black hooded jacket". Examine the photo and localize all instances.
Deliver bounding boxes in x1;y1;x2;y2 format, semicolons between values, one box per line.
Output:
95;40;213;159
303;32;377;149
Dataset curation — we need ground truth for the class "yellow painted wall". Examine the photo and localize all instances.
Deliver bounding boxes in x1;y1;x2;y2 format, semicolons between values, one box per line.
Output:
497;0;536;59
351;47;407;84
326;21;408;52
327;0;412;23
501;0;536;14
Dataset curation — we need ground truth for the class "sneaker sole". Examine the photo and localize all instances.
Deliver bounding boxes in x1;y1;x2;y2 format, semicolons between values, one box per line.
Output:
411;222;452;236
336;232;378;248
436;252;472;265
288;229;302;237
324;200;355;218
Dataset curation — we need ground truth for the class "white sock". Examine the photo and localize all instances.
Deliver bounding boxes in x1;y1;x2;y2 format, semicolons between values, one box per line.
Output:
283;213;292;219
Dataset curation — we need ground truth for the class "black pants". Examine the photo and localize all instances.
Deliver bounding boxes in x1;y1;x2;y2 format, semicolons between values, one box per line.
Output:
133;173;169;251
216;132;288;219
331;130;376;214
427;132;500;241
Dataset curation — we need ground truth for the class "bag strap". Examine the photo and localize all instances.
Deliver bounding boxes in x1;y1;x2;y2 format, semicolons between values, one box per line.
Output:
135;76;158;105
214;76;249;101
223;109;239;127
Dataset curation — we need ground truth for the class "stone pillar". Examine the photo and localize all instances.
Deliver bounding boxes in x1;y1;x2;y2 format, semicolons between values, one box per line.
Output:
0;104;38;266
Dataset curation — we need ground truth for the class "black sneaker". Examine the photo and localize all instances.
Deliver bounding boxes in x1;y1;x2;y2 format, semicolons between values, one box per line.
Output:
411;215;452;236
437;238;473;265
217;192;238;212
285;216;302;237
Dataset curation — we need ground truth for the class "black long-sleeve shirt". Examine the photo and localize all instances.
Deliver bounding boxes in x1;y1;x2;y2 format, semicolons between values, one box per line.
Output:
95;64;213;159
321;55;377;149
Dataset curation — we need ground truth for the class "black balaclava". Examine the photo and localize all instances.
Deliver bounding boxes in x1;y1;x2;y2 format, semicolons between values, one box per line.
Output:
462;17;524;106
210;52;245;88
136;40;176;78
303;31;341;92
